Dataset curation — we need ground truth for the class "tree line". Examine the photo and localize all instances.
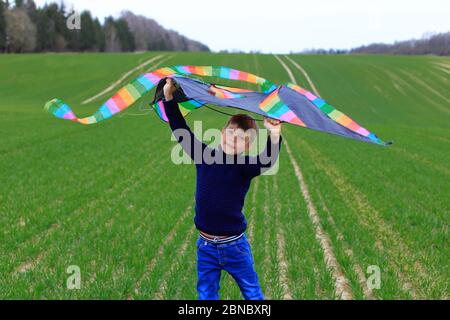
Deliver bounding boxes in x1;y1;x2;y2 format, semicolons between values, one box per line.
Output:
0;0;210;53
297;32;450;56
350;32;449;56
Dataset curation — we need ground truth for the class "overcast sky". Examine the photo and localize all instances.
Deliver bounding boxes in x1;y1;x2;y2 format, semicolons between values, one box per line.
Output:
34;0;450;53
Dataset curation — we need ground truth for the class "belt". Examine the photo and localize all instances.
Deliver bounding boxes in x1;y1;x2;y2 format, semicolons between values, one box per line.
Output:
199;231;245;244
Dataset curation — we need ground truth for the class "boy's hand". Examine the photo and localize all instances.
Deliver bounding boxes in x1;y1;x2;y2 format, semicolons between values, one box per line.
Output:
163;78;177;101
264;117;282;143
264;117;282;134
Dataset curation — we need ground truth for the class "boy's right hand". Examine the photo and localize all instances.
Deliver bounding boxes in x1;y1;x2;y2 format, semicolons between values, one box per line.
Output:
163;78;177;101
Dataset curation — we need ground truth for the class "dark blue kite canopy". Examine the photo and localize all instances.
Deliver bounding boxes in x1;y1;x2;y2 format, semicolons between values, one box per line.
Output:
45;65;391;146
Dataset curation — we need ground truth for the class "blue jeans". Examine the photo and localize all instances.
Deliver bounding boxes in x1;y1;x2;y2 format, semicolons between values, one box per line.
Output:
196;233;265;300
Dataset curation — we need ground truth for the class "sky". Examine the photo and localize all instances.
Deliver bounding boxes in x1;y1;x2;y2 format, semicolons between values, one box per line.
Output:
34;0;450;53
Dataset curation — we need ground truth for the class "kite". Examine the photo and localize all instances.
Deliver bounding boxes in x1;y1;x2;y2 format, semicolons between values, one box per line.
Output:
44;65;392;146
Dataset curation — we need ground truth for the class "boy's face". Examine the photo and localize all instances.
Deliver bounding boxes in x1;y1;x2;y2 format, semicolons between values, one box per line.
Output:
221;123;253;155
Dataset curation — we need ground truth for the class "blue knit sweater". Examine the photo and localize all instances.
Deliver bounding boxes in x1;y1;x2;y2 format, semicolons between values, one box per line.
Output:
164;98;283;236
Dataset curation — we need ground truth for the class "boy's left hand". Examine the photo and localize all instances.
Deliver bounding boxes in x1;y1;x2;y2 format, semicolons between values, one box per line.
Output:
163;78;178;101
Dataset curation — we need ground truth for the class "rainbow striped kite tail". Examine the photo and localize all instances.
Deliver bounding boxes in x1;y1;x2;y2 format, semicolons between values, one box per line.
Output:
44;98;78;122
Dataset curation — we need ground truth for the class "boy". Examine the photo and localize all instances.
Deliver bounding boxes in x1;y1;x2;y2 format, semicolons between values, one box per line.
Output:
162;78;282;300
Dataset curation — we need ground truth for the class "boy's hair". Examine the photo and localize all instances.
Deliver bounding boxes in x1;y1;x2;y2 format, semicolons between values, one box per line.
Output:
224;114;259;143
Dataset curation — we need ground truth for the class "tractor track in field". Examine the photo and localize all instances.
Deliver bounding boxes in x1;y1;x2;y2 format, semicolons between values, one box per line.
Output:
273;175;293;300
298;139;441;299
315;189;376;300
374;66;409;96
81;54;171;105
128;202;194;299
366;64;449;115
428;65;450;84
274;54;353;300
283;55;322;96
396;69;449;115
432;62;450;75
262;178;273;299
283;139;353;300
397;69;450;104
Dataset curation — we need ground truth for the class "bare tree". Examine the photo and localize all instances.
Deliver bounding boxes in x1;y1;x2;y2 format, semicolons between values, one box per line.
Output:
121;11;209;52
5;7;36;52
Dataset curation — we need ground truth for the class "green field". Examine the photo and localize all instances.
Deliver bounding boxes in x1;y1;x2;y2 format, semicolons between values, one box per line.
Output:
0;52;448;299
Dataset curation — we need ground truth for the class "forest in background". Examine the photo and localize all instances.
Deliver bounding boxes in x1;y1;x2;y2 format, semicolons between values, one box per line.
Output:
0;0;447;55
0;0;210;53
298;32;449;56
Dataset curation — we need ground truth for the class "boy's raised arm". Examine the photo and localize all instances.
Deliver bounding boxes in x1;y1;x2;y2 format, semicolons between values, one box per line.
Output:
163;79;207;163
